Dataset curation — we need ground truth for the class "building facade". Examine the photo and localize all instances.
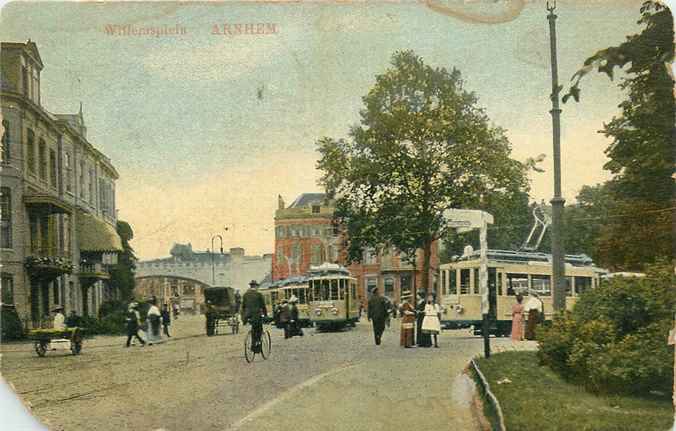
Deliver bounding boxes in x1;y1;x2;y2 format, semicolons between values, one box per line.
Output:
273;193;439;305
0;41;122;327
134;275;210;314
135;243;272;292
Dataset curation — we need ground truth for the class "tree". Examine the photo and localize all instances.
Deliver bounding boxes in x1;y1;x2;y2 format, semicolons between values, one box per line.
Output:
563;1;674;270
109;220;137;301
317;50;528;295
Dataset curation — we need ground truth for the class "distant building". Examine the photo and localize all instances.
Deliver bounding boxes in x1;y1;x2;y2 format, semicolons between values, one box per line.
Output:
135;243;272;292
273;193;439;305
0;40;122;327
134;275;210;314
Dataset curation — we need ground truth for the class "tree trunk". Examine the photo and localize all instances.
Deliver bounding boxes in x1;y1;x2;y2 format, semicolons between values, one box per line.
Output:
422;239;432;297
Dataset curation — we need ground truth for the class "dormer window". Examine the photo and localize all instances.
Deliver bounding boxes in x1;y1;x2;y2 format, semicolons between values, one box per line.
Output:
312;204;320;214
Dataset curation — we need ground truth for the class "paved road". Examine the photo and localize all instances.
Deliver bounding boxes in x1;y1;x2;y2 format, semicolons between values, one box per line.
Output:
1;316;535;431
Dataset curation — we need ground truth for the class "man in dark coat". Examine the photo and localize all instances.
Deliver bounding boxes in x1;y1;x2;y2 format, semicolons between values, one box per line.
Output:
368;288;388;346
415;291;428;347
241;280;267;351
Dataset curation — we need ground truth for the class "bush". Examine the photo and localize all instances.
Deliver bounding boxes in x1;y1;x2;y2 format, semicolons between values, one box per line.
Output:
538;262;676;395
77;313;126;336
1;305;25;340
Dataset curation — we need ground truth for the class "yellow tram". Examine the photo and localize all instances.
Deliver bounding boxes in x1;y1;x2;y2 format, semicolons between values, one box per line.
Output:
438;249;607;336
277;276;312;327
307;263;359;330
259;281;280;324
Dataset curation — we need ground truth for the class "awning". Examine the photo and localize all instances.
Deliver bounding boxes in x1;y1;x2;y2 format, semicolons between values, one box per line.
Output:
76;211;123;252
23;194;72;214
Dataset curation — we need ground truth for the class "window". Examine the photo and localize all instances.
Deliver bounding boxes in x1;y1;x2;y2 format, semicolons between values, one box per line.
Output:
363;248;377;265
0;188;11;248
565;276;574;297
27;129;35;174
79;160;85;198
22;66;29;96
331;279;339;300
38;139;46;179
1;120;9;162
1;273;13;304
63;214;71;253
473;268;480;294
366;277;377;296
384;277;394;298
298;288;306;304
441;270;446;296
575;277;592;296
312;204;320;214
506;273;529;296
53;280;60;305
49;149;57;188
449;269;457;295
276;225;286;238
489;268;500;296
88;169;95;203
276;246;284;264
531;275;552;296
65;153;73;193
311;244;322;265
400;274;412;299
460;269;470;295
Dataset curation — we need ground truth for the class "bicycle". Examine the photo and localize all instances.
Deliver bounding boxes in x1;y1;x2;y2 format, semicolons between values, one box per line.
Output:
244;321;271;363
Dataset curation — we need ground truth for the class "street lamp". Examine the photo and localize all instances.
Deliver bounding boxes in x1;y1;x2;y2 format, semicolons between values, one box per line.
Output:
210;234;224;286
546;0;566;312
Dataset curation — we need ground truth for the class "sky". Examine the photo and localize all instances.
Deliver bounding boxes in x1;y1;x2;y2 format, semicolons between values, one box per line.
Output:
0;0;654;260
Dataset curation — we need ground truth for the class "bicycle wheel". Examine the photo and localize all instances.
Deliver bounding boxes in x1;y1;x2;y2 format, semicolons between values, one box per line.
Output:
260;330;272;360
244;330;255;363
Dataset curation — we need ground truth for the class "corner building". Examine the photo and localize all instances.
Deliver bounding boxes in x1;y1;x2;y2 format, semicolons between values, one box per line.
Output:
273;193;439;305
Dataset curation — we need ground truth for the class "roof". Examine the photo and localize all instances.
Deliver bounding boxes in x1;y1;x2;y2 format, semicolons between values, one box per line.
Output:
76;211;123;252
288;193;326;209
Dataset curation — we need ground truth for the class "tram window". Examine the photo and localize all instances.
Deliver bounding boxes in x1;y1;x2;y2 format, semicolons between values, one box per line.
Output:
441;271;446;296
449;270;457;295
565;277;573;296
506;273;528;296
473;268;479;294
351;283;356;300
338;279;345;300
531;275;551;296
460;269;470;295
330;279;339;300
488;268;498;295
575;277;592;296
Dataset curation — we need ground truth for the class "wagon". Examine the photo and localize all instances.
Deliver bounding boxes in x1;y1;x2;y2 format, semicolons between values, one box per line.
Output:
204;286;240;336
28;327;84;357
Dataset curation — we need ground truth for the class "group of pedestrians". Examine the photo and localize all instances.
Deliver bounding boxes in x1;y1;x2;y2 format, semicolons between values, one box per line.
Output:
368;289;442;348
125;297;173;348
274;297;304;339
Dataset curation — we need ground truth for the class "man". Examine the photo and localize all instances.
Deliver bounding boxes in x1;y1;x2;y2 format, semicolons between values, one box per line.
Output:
288;295;304;338
234;289;242;314
241;280;267;352
415;291;426;346
125;303;146;348
52;306;66;330
367;288;388;346
278;299;291;338
161;303;171;337
65;310;80;327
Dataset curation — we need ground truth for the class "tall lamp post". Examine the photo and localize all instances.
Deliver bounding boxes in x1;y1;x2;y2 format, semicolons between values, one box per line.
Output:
210;234;224;286
546;0;566;312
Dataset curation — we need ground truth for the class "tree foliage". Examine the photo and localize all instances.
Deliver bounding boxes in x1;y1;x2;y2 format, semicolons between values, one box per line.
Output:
109;220;137;301
563;1;674;270
317;50;528;293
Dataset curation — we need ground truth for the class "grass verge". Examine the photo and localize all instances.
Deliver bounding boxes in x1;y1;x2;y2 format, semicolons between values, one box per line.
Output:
475;351;673;431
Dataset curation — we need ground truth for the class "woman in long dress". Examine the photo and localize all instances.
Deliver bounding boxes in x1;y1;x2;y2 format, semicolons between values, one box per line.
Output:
421;295;442;348
146;298;163;345
400;298;416;348
511;294;525;341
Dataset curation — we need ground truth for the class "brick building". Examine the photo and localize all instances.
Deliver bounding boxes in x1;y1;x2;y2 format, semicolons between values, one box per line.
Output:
0;41;122;327
273;193;439;305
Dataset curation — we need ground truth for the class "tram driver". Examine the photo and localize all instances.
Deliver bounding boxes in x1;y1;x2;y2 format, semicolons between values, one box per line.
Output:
241;280;268;352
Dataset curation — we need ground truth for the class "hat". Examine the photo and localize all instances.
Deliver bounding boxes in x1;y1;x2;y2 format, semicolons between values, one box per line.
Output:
249;280;260;287
52;306;64;312
289;295;298;303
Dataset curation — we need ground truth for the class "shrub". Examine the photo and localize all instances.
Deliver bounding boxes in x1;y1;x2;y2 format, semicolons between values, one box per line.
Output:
538;262;675;395
1;305;25;340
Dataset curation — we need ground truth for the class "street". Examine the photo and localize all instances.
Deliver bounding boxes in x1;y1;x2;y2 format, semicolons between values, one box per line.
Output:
2;316;535;431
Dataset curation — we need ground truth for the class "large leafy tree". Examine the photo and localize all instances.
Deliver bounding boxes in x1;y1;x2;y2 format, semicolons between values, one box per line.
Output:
317;50;528;294
564;1;674;270
109;220;137;301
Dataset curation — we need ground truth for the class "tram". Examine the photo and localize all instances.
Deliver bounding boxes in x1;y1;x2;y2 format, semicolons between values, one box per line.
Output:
259;281;280;324
438;249;607;336
277;276;312;327
307;263;359;330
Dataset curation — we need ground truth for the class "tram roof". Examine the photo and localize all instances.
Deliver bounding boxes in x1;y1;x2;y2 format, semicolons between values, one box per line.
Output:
454;249;596;267
308;263;350;277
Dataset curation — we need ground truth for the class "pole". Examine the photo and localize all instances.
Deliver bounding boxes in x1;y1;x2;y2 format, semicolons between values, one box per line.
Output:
480;216;490;358
547;1;566;312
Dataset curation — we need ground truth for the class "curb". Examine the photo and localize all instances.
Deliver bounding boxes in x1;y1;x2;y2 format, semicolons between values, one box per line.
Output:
470;358;507;431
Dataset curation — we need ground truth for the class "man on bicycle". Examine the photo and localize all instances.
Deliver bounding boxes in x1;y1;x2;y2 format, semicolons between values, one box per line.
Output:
241;280;267;352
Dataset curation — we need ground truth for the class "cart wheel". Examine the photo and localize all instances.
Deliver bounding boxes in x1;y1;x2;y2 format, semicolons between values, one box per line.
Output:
71;341;82;355
34;341;47;357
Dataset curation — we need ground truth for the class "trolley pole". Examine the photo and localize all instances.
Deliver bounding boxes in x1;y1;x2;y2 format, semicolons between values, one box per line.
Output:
546;0;566;312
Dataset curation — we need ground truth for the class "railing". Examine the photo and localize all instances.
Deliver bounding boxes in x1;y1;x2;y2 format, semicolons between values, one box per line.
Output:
24;247;74;275
79;262;110;279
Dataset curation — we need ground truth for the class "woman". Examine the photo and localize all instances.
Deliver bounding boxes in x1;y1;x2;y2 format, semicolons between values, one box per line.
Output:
524;294;543;340
511;294;525;341
421;295;442;348
146;298;163;345
400;297;416;348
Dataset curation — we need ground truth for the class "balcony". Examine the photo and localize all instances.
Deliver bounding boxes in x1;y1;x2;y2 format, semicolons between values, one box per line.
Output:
24;248;74;280
79;262;111;281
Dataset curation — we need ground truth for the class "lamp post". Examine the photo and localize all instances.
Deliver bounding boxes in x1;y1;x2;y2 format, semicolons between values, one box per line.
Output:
210;234;224;286
546;0;566;312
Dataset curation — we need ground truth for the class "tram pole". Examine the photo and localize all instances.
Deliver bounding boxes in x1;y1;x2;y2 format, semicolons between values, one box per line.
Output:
546;0;566;312
480;216;490;358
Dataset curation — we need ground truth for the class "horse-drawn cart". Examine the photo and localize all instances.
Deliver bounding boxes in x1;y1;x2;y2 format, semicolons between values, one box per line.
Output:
204;286;239;336
28;327;84;357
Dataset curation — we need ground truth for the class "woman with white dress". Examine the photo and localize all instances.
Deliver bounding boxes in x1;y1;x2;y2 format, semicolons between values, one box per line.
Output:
146;298;163;345
421;295;442;348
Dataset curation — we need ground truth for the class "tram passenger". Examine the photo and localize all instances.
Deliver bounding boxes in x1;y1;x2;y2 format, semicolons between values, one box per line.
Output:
242;280;267;352
367;288;388;346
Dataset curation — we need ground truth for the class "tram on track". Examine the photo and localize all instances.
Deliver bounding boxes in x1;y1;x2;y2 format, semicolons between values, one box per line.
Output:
277;276;312;327
307;263;359;330
438;249;607;336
